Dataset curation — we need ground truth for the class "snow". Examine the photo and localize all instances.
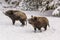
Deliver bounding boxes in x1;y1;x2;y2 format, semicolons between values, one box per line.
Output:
0;10;60;40
0;0;60;40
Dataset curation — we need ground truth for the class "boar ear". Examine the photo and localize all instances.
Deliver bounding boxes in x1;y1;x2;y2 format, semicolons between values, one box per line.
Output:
34;17;37;20
31;15;33;18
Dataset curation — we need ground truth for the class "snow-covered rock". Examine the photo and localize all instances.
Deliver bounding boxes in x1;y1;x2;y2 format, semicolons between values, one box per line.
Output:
52;6;60;16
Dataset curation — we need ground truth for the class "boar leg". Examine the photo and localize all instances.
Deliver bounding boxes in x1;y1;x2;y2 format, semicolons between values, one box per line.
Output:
19;19;25;25
34;27;36;32
22;21;25;25
38;27;42;32
12;20;15;25
44;25;47;31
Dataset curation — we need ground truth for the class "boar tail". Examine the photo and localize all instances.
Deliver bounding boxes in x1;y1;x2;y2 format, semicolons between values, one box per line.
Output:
48;23;50;27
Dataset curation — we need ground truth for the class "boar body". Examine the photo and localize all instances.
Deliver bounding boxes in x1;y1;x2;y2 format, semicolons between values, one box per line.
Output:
5;10;27;26
28;16;49;32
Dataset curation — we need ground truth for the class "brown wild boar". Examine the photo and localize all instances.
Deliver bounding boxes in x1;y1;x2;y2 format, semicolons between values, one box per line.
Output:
5;10;27;26
28;16;50;32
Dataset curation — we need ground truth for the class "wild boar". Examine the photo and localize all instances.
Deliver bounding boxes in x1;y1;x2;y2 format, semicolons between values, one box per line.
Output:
28;16;50;32
5;10;27;26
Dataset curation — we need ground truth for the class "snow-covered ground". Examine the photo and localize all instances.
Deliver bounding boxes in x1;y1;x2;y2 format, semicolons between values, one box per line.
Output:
0;10;60;40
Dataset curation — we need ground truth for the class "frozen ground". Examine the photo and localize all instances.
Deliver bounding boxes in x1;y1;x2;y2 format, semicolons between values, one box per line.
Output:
0;10;60;40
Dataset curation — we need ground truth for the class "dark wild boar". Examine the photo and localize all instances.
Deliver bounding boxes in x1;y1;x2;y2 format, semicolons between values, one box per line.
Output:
5;10;27;26
28;16;50;32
